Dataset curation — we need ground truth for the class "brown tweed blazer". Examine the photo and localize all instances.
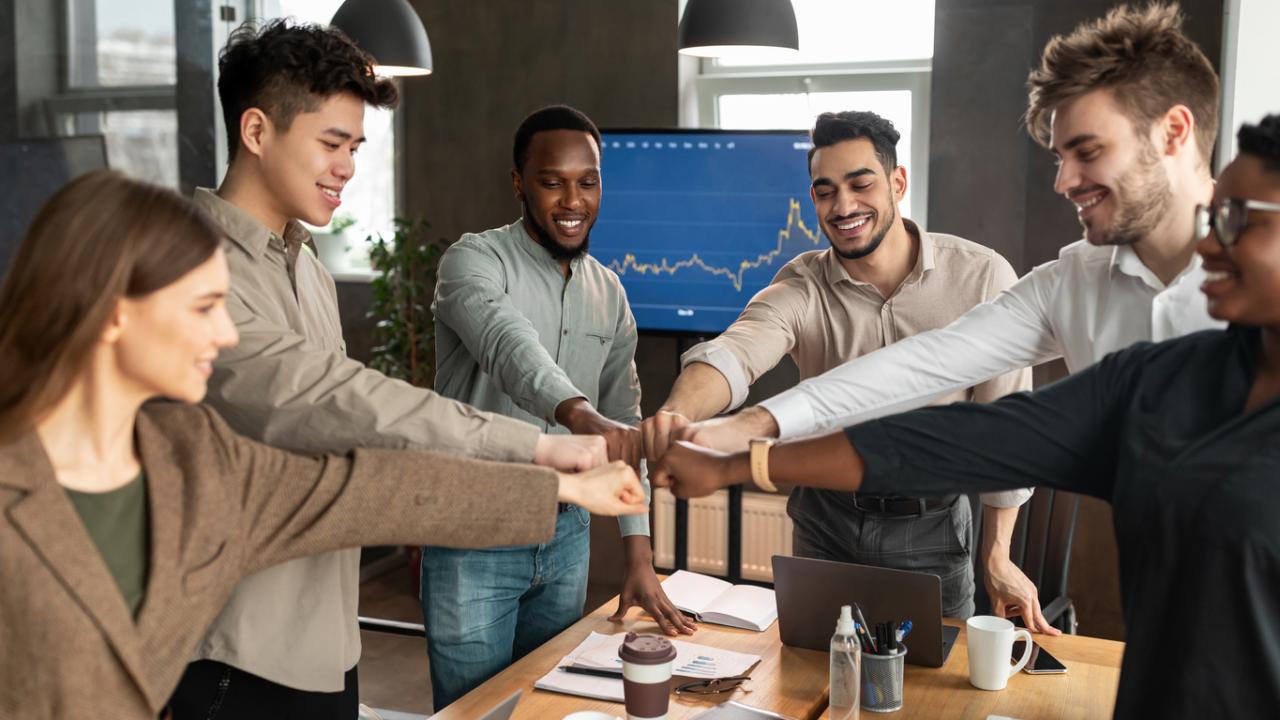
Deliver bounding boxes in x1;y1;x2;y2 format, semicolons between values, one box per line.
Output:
0;402;558;719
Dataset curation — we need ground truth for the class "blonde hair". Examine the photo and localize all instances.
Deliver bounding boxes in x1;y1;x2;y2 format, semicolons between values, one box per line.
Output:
1026;3;1219;165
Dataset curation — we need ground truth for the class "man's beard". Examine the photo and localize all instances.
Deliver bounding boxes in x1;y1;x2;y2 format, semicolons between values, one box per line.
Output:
825;200;896;261
523;198;591;260
1086;142;1171;247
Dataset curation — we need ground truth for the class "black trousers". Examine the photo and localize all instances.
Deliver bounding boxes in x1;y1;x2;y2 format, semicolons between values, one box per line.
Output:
790;490;976;619
167;660;359;720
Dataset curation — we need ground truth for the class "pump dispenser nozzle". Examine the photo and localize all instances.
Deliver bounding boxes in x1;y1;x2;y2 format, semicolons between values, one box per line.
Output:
836;604;857;636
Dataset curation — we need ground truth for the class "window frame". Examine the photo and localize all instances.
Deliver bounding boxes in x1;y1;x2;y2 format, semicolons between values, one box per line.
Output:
693;57;933;229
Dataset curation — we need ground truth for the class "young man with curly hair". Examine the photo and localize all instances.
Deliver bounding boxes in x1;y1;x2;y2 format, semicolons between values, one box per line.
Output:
170;21;607;718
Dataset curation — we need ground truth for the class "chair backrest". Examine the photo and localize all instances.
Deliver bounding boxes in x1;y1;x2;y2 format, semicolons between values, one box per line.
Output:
971;489;1081;615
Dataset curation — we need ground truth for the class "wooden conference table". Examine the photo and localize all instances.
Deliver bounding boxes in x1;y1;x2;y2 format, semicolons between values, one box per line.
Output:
819;619;1124;719
434;597;1123;720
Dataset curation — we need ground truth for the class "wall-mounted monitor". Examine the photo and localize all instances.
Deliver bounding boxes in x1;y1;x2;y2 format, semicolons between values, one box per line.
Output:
590;129;821;334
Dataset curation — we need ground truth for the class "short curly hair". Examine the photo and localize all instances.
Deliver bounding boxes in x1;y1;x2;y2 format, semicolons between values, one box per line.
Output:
218;19;399;161
512;105;601;173
1238;115;1280;173
1026;3;1218;166
807;111;900;174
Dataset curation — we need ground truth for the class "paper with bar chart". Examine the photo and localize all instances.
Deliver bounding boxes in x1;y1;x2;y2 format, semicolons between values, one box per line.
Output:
590;131;822;333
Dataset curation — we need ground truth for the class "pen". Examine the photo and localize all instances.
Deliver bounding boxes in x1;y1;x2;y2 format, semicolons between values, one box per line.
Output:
855;621;875;654
854;604;876;653
558;665;622;679
899;620;912;642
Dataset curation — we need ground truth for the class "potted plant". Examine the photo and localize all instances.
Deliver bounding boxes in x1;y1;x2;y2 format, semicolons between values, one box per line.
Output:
366;217;450;388
366;217;451;589
312;214;358;272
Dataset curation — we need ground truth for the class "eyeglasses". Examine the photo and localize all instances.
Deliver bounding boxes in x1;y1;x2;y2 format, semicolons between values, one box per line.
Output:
1194;197;1280;249
673;675;751;695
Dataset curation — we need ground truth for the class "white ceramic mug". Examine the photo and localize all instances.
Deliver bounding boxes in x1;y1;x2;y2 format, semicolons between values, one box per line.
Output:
966;615;1033;691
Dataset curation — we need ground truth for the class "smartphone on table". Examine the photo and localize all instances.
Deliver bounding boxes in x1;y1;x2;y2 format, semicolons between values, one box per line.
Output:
1011;639;1067;674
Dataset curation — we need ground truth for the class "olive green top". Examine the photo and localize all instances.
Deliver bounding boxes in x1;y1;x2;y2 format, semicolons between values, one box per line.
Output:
65;474;149;617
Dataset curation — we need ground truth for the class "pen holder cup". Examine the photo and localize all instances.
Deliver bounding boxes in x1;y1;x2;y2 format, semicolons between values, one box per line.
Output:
860;645;906;713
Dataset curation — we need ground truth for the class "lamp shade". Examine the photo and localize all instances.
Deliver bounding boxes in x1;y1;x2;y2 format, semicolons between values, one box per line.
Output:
677;0;799;58
331;0;433;76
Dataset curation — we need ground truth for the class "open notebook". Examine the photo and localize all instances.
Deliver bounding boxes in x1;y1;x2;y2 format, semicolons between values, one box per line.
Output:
661;571;777;632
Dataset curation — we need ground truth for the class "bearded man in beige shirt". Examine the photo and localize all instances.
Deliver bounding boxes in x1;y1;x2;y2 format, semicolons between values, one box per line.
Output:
643;111;1042;623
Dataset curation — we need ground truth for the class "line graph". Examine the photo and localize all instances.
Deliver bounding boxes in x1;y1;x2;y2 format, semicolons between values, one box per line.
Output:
589;130;819;333
605;198;821;292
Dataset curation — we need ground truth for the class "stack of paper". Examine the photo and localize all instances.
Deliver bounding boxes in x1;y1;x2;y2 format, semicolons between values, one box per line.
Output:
534;631;762;702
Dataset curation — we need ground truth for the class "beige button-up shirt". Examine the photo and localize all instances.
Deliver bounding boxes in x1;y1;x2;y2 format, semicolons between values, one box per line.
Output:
192;189;541;691
682;220;1032;507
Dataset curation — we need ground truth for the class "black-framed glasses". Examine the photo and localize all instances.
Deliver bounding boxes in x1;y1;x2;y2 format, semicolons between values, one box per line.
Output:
1194;197;1280;249
674;675;751;695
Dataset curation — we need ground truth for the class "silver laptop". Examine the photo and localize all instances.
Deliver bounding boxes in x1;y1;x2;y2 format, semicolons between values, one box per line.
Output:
477;689;522;720
772;555;959;667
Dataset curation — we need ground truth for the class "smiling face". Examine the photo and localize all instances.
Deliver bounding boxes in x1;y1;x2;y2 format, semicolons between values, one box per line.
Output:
256;91;366;228
809;137;906;260
1049;89;1173;247
513;129;602;260
1195;154;1280;327
110;250;240;404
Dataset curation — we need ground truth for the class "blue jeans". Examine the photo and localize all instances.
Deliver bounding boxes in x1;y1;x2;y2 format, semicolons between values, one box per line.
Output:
420;506;591;709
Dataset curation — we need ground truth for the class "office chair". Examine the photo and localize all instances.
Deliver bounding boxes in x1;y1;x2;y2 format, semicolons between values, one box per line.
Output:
970;489;1081;634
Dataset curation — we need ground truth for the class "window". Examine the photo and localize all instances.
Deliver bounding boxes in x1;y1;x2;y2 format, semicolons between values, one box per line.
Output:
688;0;935;226
266;0;399;275
50;0;179;187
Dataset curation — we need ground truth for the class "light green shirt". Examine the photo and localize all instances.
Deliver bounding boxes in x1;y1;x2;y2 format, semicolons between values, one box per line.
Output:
434;219;650;536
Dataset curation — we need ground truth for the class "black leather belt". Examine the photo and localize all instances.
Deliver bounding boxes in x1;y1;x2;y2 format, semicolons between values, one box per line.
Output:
851;494;958;515
558;503;575;513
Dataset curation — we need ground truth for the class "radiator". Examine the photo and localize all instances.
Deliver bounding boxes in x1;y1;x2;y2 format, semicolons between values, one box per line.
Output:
652;488;793;582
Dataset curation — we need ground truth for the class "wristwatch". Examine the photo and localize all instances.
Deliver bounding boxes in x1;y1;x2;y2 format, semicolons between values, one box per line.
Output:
748;437;780;493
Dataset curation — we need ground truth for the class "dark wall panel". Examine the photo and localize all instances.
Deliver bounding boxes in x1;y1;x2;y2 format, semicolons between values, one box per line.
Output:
928;4;1033;271
402;0;680;244
928;0;1224;640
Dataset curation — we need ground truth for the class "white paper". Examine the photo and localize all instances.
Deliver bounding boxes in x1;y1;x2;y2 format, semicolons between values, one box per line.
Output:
661;571;778;632
661;570;734;617
534;632;763;701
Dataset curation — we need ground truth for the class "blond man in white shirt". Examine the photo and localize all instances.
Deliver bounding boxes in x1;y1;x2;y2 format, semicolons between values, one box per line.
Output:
653;4;1223;632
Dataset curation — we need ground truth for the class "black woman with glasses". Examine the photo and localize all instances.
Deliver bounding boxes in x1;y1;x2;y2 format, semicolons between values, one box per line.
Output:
650;115;1280;720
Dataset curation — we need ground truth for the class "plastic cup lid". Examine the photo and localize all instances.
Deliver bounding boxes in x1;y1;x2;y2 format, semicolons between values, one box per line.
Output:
617;631;677;664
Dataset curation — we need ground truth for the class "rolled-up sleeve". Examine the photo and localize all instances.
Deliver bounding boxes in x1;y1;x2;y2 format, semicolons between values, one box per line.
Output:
680;278;810;412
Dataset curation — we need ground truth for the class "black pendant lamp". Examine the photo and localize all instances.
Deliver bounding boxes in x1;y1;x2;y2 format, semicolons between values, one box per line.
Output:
678;0;800;58
330;0;433;76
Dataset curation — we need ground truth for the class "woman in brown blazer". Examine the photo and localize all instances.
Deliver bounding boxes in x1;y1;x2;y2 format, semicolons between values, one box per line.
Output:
0;170;647;719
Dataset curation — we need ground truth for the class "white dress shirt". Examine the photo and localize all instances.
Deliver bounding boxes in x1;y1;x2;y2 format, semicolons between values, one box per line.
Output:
760;239;1225;439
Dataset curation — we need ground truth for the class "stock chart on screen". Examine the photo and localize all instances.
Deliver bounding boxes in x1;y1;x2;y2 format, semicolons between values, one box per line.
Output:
589;130;823;334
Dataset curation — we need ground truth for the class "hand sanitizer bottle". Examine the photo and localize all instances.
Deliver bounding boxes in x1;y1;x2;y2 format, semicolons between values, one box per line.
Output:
830;604;861;719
